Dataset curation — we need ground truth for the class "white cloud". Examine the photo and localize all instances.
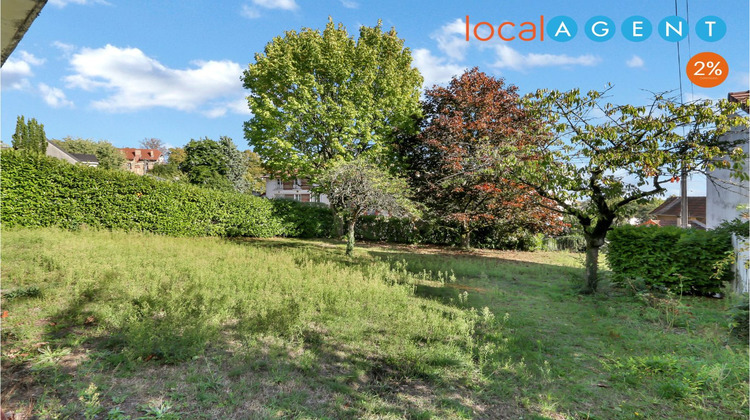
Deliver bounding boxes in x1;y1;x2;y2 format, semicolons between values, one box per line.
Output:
1;51;44;90
38;83;74;108
251;0;297;10
491;44;600;71
626;55;644;68
412;48;465;89
340;0;358;8
432;18;469;61
204;97;252;118
241;0;297;19
52;41;77;56
64;44;246;115
48;0;109;7
17;51;45;66
240;5;261;19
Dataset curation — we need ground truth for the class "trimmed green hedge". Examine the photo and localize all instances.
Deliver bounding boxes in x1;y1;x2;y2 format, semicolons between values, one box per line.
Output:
0;151;330;238
354;214;549;251
607;225;733;294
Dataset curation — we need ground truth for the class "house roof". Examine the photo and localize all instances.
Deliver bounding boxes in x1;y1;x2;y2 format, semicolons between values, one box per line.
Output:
649;196;706;220
728;91;749;113
70;153;98;163
1;0;47;66
119;148;162;162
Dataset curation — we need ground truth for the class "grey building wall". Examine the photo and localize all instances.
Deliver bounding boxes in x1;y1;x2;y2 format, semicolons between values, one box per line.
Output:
706;124;749;229
45;141;79;164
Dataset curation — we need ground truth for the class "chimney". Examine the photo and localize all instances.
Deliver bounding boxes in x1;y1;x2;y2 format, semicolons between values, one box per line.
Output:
134;149;141;158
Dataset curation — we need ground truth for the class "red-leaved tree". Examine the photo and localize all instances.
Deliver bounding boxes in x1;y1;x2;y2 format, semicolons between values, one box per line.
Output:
398;68;563;248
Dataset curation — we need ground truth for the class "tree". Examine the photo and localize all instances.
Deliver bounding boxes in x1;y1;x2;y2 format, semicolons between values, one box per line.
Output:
139;138;169;156
242;18;423;180
52;136;125;170
244;150;266;195
320;157;413;256
167;147;186;166
12;116;47;155
180;137;250;192
510;88;749;293
219;136;251;193
150;147;186;180
400;69;562;248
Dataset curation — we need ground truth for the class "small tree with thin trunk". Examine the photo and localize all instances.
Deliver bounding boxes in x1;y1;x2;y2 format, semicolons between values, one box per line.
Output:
509;87;748;293
320;158;413;256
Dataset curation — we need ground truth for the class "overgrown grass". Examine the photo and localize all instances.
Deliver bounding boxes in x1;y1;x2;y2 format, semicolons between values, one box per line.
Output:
1;228;747;419
1;228;488;419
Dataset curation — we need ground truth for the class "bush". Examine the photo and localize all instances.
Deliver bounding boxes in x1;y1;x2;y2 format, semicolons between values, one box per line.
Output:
728;294;749;340
353;215;549;250
270;199;334;238
0;150;333;238
607;225;733;294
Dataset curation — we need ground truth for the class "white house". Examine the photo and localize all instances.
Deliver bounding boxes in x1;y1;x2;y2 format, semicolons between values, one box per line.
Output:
45;141;99;167
264;177;330;205
705;91;749;229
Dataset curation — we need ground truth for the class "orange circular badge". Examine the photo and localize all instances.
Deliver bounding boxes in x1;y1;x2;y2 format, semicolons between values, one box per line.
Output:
686;52;728;88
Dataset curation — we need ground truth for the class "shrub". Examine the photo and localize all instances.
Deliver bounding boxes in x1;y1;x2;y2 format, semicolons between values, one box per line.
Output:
728;294;749;340
607;225;733;294
353;215;549;250
0;150;331;238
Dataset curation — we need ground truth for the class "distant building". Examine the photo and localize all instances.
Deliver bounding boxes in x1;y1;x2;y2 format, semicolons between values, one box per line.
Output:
264;177;329;204
648;196;707;229
45;141;99;167
705;90;749;229
120;148;164;175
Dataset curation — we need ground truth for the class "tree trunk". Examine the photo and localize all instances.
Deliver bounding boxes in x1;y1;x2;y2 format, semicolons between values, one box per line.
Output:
582;235;606;294
345;219;356;256
461;229;472;250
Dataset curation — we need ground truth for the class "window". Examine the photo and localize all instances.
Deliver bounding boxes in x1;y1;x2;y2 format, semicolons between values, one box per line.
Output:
127;163;132;170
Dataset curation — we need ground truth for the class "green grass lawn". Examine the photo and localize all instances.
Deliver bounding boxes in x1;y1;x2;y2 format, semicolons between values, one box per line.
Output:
1;228;747;419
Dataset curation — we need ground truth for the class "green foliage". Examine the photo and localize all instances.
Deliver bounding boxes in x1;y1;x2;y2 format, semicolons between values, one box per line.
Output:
243;18;423;179
52;136;125;170
0;150;300;237
181;137;250;192
244;150;266;195
354;215;561;251
148;161;184;180
728;294;749;340
270;199;334;238
12;115;47;155
319;157;414;255
2;286;42;301
714;218;750;239
607;225;733;294
513;88;749;292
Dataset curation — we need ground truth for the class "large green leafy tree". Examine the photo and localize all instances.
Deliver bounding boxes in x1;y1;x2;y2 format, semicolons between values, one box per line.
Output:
242;19;423;180
12;116;47;155
510;88;749;293
52;137;125;170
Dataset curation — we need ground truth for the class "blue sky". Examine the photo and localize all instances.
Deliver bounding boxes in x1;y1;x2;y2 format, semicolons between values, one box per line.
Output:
2;0;748;194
